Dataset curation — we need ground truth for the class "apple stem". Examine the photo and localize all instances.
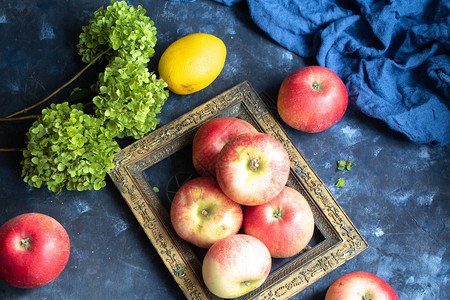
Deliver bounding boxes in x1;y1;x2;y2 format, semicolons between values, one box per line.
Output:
312;81;321;91
20;237;31;249
362;293;372;300
248;153;260;171
201;209;208;216
273;208;283;219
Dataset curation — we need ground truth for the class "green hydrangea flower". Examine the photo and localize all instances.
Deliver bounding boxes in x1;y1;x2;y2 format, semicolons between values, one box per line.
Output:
21;102;120;194
20;1;167;193
93;57;169;139
77;0;157;65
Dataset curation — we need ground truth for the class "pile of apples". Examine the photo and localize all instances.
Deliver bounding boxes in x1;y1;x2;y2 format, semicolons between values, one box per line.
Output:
169;117;315;298
0;66;398;299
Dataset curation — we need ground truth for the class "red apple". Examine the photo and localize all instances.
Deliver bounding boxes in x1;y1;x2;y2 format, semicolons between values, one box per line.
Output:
202;234;272;298
243;186;314;258
325;271;399;300
170;177;243;248
192;117;258;177
0;213;70;288
277;66;348;133
216;133;290;206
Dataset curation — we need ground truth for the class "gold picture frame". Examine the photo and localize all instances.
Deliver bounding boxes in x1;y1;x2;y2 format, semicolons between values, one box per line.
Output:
109;81;369;299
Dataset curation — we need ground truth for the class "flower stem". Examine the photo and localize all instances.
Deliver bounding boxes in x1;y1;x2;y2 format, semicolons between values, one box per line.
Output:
2;48;110;120
0;115;40;122
0;148;25;152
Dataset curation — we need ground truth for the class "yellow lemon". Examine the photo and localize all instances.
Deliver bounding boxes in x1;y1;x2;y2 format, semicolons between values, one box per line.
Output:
158;33;226;95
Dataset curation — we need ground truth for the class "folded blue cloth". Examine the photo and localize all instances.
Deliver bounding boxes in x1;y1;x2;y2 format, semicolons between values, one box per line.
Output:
214;0;449;146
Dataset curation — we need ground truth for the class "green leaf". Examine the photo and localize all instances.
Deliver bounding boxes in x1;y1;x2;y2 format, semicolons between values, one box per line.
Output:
335;178;347;187
346;161;355;170
337;159;355;171
337;160;346;170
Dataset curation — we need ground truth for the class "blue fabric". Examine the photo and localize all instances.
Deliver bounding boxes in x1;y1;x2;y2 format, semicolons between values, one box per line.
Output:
214;0;450;146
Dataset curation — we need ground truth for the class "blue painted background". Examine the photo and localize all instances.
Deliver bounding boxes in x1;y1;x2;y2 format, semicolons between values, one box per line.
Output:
0;0;448;299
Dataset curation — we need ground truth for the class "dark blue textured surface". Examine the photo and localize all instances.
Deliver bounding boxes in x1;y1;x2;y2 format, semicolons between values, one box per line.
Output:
0;1;449;299
216;0;450;146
